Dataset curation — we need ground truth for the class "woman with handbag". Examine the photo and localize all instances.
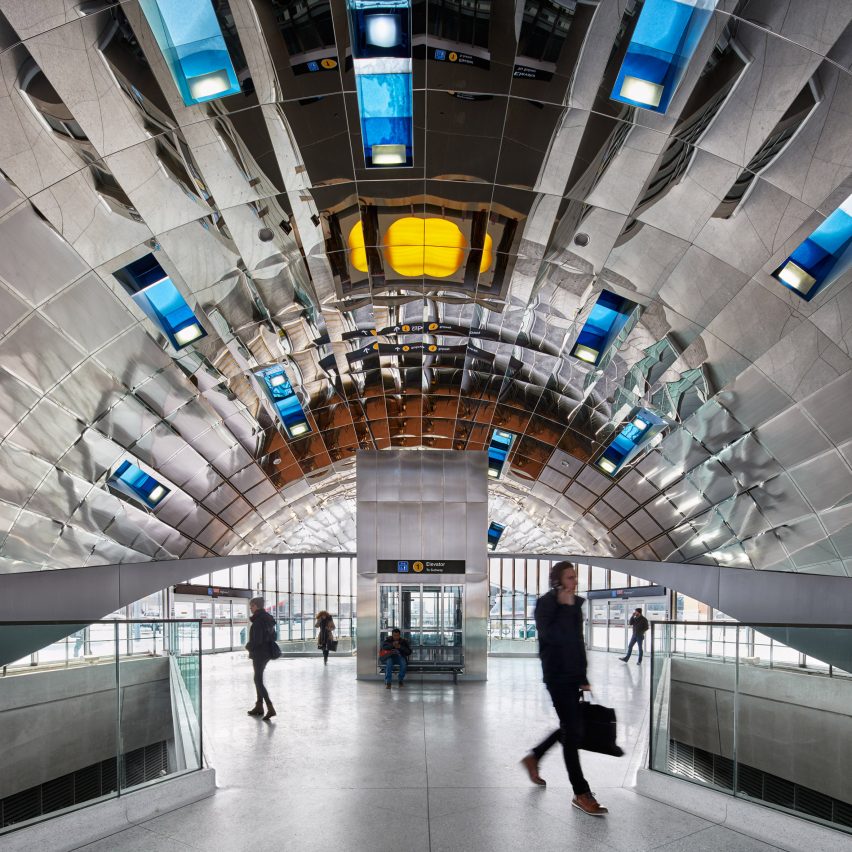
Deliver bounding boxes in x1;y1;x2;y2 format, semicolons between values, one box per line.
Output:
315;610;336;664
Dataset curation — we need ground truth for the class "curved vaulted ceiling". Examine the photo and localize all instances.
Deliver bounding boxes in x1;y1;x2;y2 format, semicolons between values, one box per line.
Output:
0;0;851;574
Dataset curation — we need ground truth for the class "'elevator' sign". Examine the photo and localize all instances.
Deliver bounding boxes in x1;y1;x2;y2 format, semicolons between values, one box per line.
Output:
378;560;466;574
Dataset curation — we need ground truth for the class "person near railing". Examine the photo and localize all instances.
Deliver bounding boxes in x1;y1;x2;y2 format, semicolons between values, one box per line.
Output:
316;610;335;665
380;628;411;689
620;607;649;665
520;561;608;817
246;597;277;721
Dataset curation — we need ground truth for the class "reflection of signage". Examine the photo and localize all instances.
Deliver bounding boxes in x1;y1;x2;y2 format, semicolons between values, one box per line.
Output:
587;586;666;600
174;584;253;599
513;64;554;81
425;46;490;70
292;56;339;76
378;560;466;574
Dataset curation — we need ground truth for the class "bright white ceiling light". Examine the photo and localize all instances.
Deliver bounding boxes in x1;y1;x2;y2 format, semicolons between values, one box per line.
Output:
573;344;599;363
631;417;649;431
620;75;664;108
174;323;204;346
269;373;287;387
488;467;499;478
777;260;816;293
187;69;232;100
148;485;166;504
597;458;617;475
289;422;309;437
366;15;400;48
371;144;407;165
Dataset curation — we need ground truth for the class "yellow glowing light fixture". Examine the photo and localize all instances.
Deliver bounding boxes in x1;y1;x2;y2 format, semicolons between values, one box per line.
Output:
347;217;492;278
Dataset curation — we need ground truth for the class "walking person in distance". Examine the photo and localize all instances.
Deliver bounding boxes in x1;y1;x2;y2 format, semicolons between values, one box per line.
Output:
520;561;608;816
620;607;649;665
316;610;335;665
246;596;277;721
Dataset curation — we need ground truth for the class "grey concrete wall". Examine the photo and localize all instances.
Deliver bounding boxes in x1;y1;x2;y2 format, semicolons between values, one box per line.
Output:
355;450;489;680
669;657;852;803
0;656;173;799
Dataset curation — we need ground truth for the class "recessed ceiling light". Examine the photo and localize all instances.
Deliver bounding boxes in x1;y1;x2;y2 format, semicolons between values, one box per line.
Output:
620;75;664;108
290;422;309;437
573;344;599;363
631;417;649;431
366;14;400;48
174;323;204;346
269;373;286;387
776;260;816;293
148;485;167;503
187;69;232;100
574;233;589;247
372;144;407;165
597;458;617;475
258;227;274;242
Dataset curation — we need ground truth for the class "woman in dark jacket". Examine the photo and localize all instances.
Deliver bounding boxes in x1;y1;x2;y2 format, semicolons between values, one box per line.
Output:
316;610;335;664
246;597;277;720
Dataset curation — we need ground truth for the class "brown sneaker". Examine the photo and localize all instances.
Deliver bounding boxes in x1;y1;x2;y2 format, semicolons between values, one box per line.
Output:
572;793;608;816
385;683;392;689
520;754;546;786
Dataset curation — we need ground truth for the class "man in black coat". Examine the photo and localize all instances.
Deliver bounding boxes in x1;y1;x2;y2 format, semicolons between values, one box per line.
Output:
246;596;277;720
620;607;650;665
520;561;608;816
380;628;411;689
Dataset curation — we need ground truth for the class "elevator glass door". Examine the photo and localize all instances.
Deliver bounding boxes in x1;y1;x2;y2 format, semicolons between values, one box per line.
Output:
379;584;463;660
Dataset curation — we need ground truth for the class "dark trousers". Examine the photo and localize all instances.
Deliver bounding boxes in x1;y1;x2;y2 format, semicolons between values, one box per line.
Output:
624;634;644;661
531;683;590;796
322;647;329;662
253;657;270;705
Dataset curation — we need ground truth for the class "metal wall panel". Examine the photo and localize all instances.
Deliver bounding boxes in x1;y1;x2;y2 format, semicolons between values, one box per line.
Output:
356;450;489;680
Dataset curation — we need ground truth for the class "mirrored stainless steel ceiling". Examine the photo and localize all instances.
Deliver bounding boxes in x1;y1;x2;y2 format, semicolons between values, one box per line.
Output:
0;0;851;575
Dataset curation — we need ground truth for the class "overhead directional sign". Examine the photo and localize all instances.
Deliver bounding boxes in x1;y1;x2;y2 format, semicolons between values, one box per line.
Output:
377;559;465;574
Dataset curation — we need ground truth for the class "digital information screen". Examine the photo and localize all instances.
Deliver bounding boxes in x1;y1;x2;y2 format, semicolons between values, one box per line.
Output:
377;560;466;575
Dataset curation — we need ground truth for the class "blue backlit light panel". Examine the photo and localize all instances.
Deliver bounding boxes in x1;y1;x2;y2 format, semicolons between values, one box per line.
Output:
596;409;666;477
347;1;413;167
257;366;312;440
109;461;170;509
139;0;241;105
611;0;718;114
570;290;637;367
487;522;506;551
772;192;852;301
114;254;207;350
487;429;515;479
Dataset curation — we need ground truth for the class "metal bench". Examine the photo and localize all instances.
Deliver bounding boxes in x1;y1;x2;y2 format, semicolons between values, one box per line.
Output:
378;647;464;683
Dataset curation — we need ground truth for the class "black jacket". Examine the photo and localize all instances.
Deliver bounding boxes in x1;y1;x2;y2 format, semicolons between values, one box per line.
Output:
629;613;650;636
247;609;276;661
535;590;588;685
381;636;412;658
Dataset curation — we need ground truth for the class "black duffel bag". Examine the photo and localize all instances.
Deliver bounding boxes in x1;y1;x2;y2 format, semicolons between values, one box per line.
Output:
578;693;624;757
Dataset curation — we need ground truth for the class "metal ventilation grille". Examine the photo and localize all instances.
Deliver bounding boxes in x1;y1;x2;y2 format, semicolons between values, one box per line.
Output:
667;739;852;832
0;742;168;830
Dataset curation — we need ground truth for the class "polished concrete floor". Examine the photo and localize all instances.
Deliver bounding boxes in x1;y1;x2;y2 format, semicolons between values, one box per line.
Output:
78;651;784;852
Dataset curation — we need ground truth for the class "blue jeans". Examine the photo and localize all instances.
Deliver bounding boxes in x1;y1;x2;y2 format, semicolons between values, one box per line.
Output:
384;653;407;684
624;635;644;661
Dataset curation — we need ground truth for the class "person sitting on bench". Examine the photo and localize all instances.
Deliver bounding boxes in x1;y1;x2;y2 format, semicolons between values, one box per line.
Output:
380;628;411;689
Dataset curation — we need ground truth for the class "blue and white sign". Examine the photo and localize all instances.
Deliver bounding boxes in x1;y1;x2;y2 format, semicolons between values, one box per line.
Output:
397;561;409;572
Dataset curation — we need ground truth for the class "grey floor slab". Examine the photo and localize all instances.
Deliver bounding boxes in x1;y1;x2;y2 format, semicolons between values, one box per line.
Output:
73;652;788;852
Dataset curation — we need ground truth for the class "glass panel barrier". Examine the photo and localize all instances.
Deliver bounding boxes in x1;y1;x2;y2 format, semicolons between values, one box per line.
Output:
650;622;852;836
0;620;201;836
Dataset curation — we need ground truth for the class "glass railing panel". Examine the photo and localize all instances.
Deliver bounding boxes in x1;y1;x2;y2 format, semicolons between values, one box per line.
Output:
0;622;120;833
650;621;852;836
734;626;852;831
0;620;202;836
